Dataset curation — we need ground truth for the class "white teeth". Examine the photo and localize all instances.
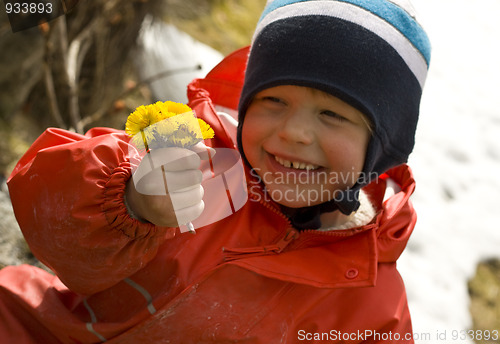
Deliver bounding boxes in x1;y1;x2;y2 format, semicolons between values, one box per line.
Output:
274;155;319;170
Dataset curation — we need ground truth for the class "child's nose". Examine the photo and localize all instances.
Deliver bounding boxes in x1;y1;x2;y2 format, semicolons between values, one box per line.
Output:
277;110;314;145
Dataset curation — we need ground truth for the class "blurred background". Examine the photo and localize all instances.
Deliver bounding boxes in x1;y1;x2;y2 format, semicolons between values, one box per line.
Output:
0;0;499;343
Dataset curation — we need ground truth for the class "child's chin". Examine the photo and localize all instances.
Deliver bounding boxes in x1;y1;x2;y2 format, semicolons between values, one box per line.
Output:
266;185;336;208
264;184;337;209
269;194;326;209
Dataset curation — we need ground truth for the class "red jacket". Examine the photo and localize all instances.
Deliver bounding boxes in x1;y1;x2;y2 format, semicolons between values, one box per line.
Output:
0;47;417;343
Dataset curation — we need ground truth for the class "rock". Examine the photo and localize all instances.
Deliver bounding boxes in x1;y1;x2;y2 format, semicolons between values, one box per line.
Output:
0;186;41;269
468;259;500;343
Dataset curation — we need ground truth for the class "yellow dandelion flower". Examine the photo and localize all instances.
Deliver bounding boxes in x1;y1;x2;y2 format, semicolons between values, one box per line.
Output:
155;117;180;138
130;125;157;151
198;118;215;140
164;101;192;116
125;101;214;149
168;122;197;148
125;104;162;137
153;102;173;120
170;134;194;148
154;101;192;120
183;115;203;137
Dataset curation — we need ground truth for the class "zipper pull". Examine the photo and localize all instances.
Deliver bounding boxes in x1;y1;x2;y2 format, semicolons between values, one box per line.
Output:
222;229;299;261
222;246;267;255
273;228;299;253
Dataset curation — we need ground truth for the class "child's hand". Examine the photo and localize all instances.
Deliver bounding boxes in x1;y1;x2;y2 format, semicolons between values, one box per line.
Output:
125;142;215;228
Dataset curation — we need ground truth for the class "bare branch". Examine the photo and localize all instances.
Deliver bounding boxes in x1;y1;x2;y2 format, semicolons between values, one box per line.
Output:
65;18;97;134
42;22;66;129
79;64;202;128
43;61;66;129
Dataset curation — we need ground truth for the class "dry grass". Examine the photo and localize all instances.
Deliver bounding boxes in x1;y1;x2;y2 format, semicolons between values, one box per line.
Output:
164;0;266;55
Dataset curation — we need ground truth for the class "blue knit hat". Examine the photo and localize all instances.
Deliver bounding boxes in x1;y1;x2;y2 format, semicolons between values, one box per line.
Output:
237;0;431;229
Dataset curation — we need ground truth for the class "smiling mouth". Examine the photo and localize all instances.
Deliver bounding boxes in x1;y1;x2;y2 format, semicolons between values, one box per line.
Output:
274;155;321;171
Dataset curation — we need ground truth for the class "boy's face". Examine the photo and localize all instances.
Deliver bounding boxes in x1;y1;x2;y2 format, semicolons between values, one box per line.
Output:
242;85;371;208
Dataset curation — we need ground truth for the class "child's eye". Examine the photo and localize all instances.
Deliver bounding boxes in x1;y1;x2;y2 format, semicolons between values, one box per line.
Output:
262;96;284;104
321;110;348;123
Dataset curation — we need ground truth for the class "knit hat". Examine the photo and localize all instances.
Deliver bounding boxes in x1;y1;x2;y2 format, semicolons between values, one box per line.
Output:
237;0;431;229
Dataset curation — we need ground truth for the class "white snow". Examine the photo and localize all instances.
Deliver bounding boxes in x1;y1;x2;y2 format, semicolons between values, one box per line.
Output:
398;0;500;342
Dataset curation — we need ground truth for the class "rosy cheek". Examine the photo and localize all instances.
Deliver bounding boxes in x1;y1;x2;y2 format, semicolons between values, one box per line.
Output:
325;140;364;171
241;122;259;160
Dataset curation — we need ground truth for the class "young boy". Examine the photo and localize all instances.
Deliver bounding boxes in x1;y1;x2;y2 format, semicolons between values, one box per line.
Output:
0;0;430;343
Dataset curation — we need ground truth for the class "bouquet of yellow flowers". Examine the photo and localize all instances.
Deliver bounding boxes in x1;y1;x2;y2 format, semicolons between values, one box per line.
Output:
125;101;214;151
125;101;215;233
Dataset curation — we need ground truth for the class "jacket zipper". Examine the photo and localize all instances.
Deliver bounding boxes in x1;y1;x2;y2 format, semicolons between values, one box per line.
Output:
222;186;377;261
222;190;299;261
292;222;378;251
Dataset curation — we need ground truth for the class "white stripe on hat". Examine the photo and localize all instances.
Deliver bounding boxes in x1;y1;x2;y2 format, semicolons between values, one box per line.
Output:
253;0;428;88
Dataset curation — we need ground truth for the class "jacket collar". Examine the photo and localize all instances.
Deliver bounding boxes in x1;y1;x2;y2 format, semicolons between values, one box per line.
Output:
223;164;416;288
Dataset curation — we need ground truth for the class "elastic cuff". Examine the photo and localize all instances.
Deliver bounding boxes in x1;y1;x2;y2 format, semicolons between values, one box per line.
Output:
102;161;175;240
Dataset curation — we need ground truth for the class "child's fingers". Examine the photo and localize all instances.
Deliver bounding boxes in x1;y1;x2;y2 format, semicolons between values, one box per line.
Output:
169;185;204;211
152;147;201;172
150;144;215;170
163;170;202;193
135;168;202;195
134;145;215;183
133;148;200;181
172;200;205;226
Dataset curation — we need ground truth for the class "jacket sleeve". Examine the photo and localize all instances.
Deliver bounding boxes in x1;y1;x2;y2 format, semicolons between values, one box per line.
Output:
7;127;176;295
